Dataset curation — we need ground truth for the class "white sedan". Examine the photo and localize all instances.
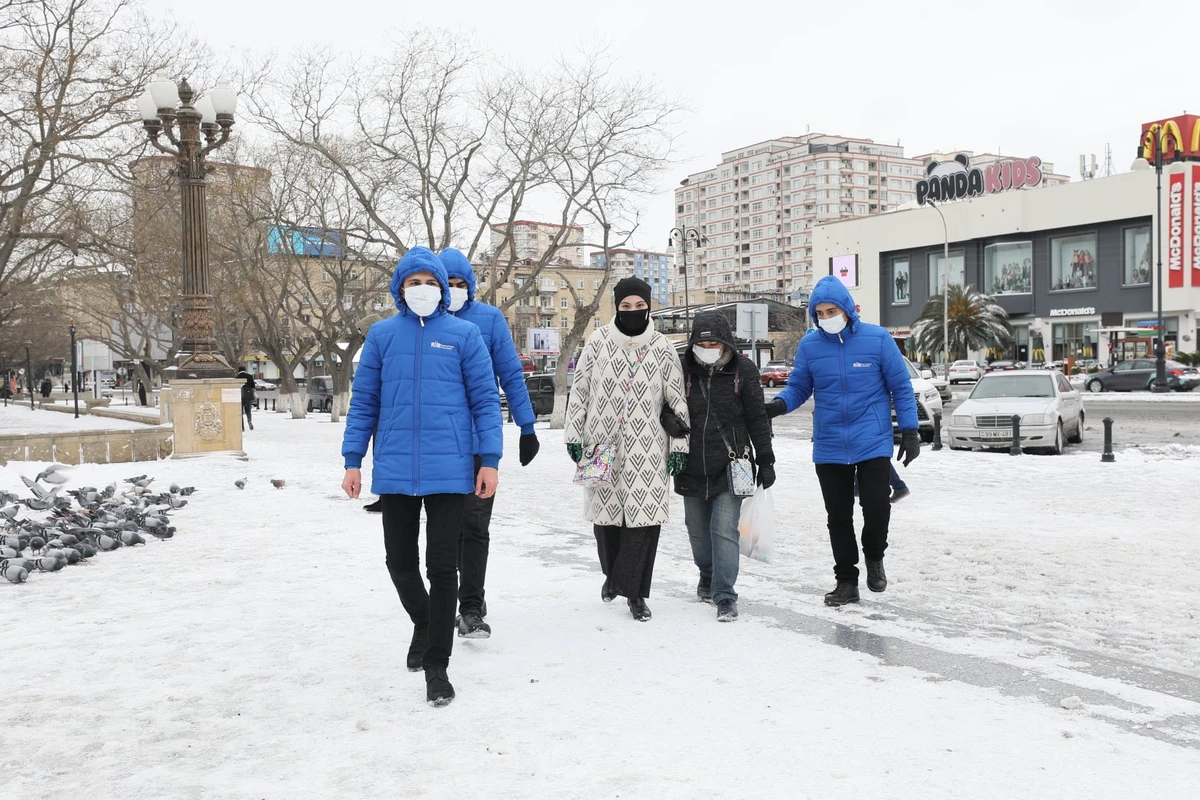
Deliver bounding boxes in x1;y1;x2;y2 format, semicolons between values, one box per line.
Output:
948;360;983;383
946;370;1084;455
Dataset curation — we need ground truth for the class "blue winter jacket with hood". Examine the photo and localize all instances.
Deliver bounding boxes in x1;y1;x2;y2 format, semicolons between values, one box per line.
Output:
439;248;537;447
776;276;919;465
342;247;503;495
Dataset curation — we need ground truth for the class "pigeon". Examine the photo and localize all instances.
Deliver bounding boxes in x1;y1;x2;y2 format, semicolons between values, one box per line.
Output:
28;536;45;553
234;478;247;490
118;531;145;547
1;560;29;584
97;535;121;551
169;483;181;494
0;546;19;560
270;479;286;489
0;504;19;520
178;486;196;497
58;547;81;565
35;555;64;572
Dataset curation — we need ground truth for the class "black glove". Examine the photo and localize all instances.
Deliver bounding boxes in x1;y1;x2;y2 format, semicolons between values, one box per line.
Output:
764;398;787;419
567;443;583;463
896;430;921;467
756;464;776;489
519;433;540;466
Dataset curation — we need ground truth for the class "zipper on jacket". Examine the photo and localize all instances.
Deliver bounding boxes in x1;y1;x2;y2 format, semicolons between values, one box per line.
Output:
838;332;850;464
414;320;425;490
703;371;713;499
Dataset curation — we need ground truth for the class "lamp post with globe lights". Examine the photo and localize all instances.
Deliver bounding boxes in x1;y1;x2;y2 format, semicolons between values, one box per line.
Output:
136;76;238;379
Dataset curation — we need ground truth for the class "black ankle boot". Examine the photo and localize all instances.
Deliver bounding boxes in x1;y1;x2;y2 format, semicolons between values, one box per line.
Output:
628;597;652;621
601;576;617;603
425;666;455;707
697;576;713;603
824;582;860;607
406;625;428;672
866;560;887;593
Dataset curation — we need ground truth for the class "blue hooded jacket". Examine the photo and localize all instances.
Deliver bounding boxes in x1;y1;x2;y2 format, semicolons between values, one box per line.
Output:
776;276;919;464
342;246;503;495
439;248;537;442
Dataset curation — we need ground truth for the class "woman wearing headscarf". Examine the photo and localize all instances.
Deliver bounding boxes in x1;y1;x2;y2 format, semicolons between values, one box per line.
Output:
565;277;689;621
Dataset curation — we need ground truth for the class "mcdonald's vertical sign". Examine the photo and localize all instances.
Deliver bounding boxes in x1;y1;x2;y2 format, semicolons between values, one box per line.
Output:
1194;165;1200;286
1168;171;1185;288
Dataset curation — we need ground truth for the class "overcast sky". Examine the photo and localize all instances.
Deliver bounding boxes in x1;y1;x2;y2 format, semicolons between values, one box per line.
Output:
163;0;1192;253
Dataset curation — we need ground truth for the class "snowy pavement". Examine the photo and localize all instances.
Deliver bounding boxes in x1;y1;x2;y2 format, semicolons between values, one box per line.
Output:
1;410;1198;798
0;402;165;432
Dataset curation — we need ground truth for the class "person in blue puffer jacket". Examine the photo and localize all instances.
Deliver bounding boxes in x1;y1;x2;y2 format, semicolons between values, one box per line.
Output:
341;246;502;708
766;276;920;607
439;247;539;640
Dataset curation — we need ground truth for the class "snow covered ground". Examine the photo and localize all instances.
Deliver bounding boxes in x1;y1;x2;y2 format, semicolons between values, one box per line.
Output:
0;402;165;432
2;409;1198;798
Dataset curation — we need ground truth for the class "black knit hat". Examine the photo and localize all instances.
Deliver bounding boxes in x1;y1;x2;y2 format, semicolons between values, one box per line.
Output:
613;276;652;307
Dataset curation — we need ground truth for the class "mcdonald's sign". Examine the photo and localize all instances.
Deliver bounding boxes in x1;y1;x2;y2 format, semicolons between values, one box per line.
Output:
1140;115;1200;160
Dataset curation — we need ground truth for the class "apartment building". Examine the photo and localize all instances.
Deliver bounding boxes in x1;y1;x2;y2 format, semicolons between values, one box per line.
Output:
489;220;585;267
589;248;671;305
672;133;926;303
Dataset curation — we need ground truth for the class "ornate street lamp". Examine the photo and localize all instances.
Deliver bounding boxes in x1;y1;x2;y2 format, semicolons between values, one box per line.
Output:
24;340;33;410
137;76;238;379
1134;127;1184;393
667;227;706;334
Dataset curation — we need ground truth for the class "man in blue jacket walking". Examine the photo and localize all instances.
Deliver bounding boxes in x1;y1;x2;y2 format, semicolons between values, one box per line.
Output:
342;246;503;707
439;247;539;640
766;276;921;606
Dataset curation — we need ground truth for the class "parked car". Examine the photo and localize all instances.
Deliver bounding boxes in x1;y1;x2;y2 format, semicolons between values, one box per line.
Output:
948;360;983;383
254;379;275;392
891;358;943;443
1084;359;1199;392
760;365;791;388
947;371;1083;454
306;376;334;412
764;359;791;369
518;355;536;374
524;373;572;417
984;360;1025;373
924;369;952;403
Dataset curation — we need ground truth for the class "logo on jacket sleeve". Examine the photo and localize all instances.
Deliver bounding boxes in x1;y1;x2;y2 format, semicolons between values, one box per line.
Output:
431;341;455;351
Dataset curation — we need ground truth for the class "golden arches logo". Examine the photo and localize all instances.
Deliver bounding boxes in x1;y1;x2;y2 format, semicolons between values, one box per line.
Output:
1142;120;1186;159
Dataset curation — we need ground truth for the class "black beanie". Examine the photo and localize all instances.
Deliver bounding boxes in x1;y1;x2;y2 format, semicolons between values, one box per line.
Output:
613;276;652;307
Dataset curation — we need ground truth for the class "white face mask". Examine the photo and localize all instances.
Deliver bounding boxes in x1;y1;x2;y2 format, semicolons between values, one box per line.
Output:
448;288;469;312
404;284;442;318
693;345;722;365
818;314;847;335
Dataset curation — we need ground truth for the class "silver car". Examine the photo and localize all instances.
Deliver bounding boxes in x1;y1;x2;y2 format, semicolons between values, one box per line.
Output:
947;371;1084;455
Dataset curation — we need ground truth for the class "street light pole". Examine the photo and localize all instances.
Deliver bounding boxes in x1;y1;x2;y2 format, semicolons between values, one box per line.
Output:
1137;127;1181;393
929;201;950;373
138;76;238;379
69;324;79;418
668;227;706;335
1;351;7;407
24;340;33;410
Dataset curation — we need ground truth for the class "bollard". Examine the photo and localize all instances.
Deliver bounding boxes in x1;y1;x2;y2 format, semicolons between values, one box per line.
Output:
1101;417;1115;463
932;411;944;451
1009;414;1022;456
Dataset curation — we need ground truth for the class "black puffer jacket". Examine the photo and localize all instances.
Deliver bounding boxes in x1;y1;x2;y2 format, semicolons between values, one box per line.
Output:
673;311;774;499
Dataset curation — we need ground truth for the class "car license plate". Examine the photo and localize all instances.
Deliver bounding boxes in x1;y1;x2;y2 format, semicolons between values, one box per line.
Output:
978;429;1011;439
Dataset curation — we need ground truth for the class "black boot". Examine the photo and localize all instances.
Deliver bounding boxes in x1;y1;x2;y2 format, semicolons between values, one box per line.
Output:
628;597;652;621
601;576;617;603
824;582;860;607
406;625;428;672
425;666;455;707
696;576;713;603
364;499;382;513
456;612;491;639
866;560;887;593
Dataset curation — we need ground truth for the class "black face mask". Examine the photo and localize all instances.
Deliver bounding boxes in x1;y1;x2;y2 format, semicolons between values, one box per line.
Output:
615;309;650;336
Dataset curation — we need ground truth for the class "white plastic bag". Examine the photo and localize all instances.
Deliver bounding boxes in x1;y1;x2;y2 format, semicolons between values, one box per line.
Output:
738;487;775;563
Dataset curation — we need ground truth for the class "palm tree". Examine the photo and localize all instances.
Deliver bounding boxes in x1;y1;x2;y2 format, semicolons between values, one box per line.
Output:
909;284;1013;362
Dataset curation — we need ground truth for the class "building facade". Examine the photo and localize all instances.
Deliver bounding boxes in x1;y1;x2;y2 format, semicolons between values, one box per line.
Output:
813;161;1200;364
589;248;671;305
671;133;927;304
489;220;585;267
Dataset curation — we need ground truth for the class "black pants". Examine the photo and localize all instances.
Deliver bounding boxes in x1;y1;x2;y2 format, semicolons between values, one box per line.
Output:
382;493;467;669
594;524;661;599
815;457;891;583
242;401;252;429
458;458;494;616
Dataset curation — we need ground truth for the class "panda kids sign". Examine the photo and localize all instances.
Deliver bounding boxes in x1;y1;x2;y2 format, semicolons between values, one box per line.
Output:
916;154;1044;206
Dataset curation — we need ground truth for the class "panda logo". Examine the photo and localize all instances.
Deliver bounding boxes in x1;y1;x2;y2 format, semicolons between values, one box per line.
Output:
917;153;983;205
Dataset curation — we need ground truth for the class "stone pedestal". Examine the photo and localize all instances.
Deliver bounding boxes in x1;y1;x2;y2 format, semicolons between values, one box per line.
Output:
168;378;245;457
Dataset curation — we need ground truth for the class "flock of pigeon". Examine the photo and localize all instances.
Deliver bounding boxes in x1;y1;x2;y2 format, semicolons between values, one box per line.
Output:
0;465;196;584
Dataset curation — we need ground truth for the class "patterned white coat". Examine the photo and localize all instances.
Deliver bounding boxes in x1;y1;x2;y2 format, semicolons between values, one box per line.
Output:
565;322;690;528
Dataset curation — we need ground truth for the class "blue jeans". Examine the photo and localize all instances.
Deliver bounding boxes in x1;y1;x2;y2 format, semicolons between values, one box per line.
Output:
684;493;743;604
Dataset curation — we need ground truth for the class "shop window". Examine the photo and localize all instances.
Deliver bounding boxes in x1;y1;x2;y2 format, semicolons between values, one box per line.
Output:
891;258;910;306
1123;226;1151;286
1050;233;1098;291
983;242;1032;295
1051;321;1098;362
928;251;965;291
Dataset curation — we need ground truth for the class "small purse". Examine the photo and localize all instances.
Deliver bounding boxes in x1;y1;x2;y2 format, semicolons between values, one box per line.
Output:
698;378;756;497
573;346;648;488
